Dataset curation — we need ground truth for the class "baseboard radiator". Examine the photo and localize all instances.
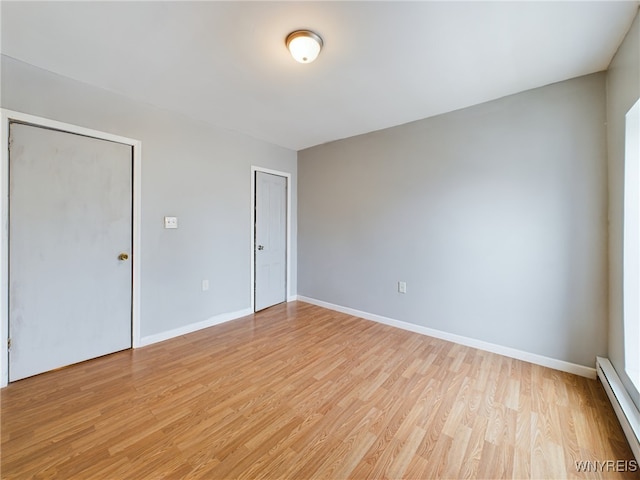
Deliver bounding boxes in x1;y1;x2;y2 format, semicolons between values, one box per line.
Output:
596;357;640;461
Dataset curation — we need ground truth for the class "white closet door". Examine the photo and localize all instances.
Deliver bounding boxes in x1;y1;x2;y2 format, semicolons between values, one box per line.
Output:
9;122;133;381
255;172;287;311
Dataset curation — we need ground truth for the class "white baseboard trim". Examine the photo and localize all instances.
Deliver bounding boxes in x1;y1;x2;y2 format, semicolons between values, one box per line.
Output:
596;357;640;461
139;307;253;347
296;295;596;379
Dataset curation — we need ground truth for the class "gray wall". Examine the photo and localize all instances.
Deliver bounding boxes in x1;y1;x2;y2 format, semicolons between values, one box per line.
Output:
607;9;640;408
1;55;297;339
299;73;608;368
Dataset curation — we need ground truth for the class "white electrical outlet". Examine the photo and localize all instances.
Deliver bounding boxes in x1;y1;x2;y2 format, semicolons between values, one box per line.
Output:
164;216;178;229
202;279;209;291
398;281;407;294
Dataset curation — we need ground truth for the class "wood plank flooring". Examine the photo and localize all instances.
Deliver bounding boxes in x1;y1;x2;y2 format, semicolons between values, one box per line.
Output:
1;301;637;479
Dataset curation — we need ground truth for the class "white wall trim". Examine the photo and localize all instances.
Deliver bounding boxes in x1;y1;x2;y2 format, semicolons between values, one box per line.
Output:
0;109;142;387
597;357;640;461
139;308;253;347
297;295;597;379
250;166;292;312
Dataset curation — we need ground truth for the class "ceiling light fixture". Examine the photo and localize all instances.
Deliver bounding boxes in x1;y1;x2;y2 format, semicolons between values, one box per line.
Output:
286;30;323;64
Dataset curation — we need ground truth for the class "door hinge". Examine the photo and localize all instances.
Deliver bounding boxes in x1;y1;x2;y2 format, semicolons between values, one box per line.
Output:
7;338;11;350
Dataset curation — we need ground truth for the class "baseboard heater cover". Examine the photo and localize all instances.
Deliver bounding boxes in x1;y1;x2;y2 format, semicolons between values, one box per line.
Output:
596;357;640;462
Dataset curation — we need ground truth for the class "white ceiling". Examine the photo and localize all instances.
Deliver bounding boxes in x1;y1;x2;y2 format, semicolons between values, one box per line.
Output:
1;1;638;151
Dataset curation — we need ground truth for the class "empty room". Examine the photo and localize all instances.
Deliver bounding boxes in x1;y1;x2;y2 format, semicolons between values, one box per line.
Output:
1;1;639;479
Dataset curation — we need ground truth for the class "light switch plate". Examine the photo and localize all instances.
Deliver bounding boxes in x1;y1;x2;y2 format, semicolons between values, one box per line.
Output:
164;216;178;229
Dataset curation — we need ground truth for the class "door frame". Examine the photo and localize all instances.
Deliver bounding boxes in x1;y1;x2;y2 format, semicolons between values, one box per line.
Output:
250;166;291;312
0;109;142;387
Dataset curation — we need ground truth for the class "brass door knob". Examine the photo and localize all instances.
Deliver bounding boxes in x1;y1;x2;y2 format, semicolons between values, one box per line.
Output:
118;253;129;261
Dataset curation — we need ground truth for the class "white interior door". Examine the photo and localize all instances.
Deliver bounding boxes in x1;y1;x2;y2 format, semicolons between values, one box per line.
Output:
9;122;133;381
255;172;287;311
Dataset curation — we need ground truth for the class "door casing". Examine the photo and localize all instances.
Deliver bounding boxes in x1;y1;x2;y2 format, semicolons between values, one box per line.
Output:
0;109;142;387
250;166;292;312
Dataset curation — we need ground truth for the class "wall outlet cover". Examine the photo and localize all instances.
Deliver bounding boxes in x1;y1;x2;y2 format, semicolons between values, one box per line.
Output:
164;216;178;229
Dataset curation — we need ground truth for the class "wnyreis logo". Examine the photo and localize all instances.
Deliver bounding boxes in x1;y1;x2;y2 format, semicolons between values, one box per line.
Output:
575;460;638;473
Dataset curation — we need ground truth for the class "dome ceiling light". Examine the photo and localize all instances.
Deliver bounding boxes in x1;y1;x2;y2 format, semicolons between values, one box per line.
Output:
286;30;323;64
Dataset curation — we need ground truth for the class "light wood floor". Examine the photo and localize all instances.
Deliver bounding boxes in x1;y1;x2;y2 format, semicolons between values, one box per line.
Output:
1;301;636;479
